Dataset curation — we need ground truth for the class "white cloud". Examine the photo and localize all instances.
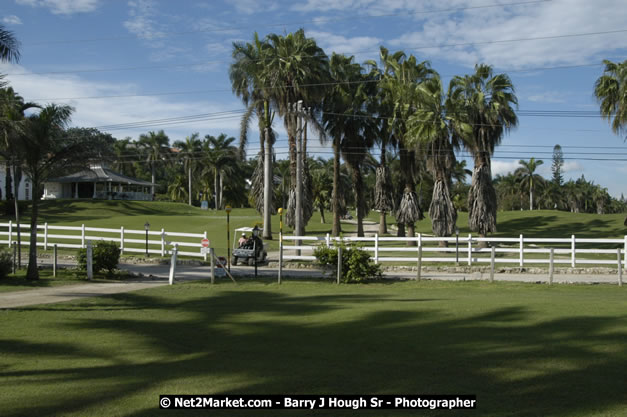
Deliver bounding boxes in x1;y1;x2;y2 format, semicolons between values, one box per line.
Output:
386;0;627;69
2;15;22;25
124;0;165;41
306;30;382;61
562;161;584;173
527;91;567;104
491;160;520;177
227;0;279;15
15;0;100;15
1;63;242;142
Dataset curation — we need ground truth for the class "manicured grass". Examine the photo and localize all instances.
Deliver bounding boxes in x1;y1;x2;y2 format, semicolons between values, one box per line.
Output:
0;269;135;293
0;280;625;416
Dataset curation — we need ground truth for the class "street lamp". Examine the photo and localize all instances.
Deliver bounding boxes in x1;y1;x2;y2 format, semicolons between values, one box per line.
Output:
144;221;150;257
455;227;460;264
252;225;259;279
225;205;232;272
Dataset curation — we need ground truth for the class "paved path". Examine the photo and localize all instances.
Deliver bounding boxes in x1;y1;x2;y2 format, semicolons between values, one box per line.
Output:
1;261;622;309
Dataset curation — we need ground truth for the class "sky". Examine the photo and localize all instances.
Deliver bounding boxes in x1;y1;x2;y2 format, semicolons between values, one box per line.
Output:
1;0;626;197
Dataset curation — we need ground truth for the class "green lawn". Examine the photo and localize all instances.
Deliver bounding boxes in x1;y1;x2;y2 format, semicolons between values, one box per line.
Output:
0;280;625;416
0;269;136;293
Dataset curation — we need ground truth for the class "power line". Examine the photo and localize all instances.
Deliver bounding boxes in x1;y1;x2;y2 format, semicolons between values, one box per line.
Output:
21;0;553;46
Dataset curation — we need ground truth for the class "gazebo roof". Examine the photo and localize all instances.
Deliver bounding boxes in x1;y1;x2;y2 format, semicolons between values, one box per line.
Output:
48;166;154;186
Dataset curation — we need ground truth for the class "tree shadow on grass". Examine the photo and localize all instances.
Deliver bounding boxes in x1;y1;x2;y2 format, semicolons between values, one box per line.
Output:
495;216;617;238
0;289;625;417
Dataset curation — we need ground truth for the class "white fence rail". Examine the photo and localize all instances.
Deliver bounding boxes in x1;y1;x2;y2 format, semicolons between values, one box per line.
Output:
281;233;627;268
0;221;208;259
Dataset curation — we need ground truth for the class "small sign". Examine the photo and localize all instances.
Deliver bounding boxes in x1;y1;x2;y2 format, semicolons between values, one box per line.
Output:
200;201;208;210
201;247;210;254
201;238;210;248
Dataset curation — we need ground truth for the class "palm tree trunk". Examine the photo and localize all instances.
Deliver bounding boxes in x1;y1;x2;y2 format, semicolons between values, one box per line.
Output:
5;165;12;200
350;163;365;237
13;164;21;268
262;129;273;240
332;141;341;236
379;212;387;235
188;164;192;206
26;178;39;280
214;168;219;210
219;172;224;210
151;161;156;197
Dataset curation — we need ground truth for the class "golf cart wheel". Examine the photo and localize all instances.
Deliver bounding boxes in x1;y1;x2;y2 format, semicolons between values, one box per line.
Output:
248;258;255;266
232;257;238;266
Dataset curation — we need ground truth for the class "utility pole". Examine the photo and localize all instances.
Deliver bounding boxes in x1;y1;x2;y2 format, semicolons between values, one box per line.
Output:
263;127;273;240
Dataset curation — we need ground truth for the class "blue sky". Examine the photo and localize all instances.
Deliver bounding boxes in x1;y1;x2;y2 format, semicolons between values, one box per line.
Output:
1;0;626;197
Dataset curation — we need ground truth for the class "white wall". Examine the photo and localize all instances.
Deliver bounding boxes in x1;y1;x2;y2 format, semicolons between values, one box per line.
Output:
0;163;31;201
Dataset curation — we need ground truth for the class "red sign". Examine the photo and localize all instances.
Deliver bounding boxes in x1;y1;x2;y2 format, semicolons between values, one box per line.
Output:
201;238;210;248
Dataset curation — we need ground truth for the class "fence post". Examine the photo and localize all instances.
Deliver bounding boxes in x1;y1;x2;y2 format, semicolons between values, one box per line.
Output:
618;248;623;287
417;245;422;281
210;247;215;284
467;234;472;266
201;231;207;261
44;222;48;251
169;244;178;285
278;232;283;285
549;248;554;285
12;243;16;274
161;229;165;257
624;235;627;267
326;233;330;248
8;220;12;248
53;244;57;277
81;224;86;248
374;233;379;264
519;234;524;268
571;235;576;268
86;240;93;280
336;246;342;284
490;246;495;283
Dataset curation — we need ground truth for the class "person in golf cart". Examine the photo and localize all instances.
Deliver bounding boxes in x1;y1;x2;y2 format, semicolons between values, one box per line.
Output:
238;233;248;247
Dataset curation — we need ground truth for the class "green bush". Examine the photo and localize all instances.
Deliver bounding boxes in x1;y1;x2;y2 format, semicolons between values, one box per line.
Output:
0;250;13;279
314;243;382;283
77;241;121;275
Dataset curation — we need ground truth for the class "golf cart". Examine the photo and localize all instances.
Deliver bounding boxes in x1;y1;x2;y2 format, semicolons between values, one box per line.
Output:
232;227;267;266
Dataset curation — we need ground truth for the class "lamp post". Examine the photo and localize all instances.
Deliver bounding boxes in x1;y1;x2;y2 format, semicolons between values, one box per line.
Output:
252;225;259;279
455;227;459;264
225;205;232;272
144;221;150;257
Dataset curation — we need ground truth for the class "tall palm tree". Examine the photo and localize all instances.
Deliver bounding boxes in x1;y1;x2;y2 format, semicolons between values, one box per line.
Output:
0;24;20;63
173;133;201;206
370;47;433;243
407;74;470;244
138;130;170;197
594;59;627;139
230;33;276;238
262;29;329;235
515;157;544;210
451;64;518;241
202;134;238;210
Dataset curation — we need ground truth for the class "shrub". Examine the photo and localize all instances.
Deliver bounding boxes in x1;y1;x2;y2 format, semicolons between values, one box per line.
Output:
77;241;121;275
0;250;13;279
314;243;382;283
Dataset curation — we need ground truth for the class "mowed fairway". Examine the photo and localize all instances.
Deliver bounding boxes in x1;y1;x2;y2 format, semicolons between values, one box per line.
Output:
1;280;625;417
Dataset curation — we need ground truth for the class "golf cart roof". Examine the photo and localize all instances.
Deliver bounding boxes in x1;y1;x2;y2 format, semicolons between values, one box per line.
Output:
235;227;263;233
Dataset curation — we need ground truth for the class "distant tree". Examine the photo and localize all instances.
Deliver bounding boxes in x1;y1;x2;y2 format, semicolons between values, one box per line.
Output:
551;144;564;186
516;157;544;211
202;134;238;210
594;59;627;140
138;130;170;197
173;133;202;206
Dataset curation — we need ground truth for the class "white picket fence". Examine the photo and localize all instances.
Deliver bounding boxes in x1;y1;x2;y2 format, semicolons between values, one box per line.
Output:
281;233;627;268
0;221;208;259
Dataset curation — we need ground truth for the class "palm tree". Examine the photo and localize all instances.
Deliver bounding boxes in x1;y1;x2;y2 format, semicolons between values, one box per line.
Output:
230;33;276;239
173;133;201;206
167;174;188;203
138;130;170;197
202;134;238;210
407;74;469;244
515;157;544;210
451;64;518;241
262;29;329;235
0;24;20;63
594;59;627;139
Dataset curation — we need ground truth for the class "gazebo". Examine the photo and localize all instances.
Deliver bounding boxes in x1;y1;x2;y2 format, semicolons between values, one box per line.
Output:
44;164;155;201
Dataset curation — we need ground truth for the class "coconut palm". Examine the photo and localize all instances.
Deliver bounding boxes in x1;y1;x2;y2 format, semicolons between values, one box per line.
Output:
173;133;202;206
138;130;170;197
451;64;518;241
407;74;470;244
262;29;329;235
0;24;19;63
202;134;238;210
515;157;544;210
594;59;627;139
111;138;138;177
230;33;277;238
